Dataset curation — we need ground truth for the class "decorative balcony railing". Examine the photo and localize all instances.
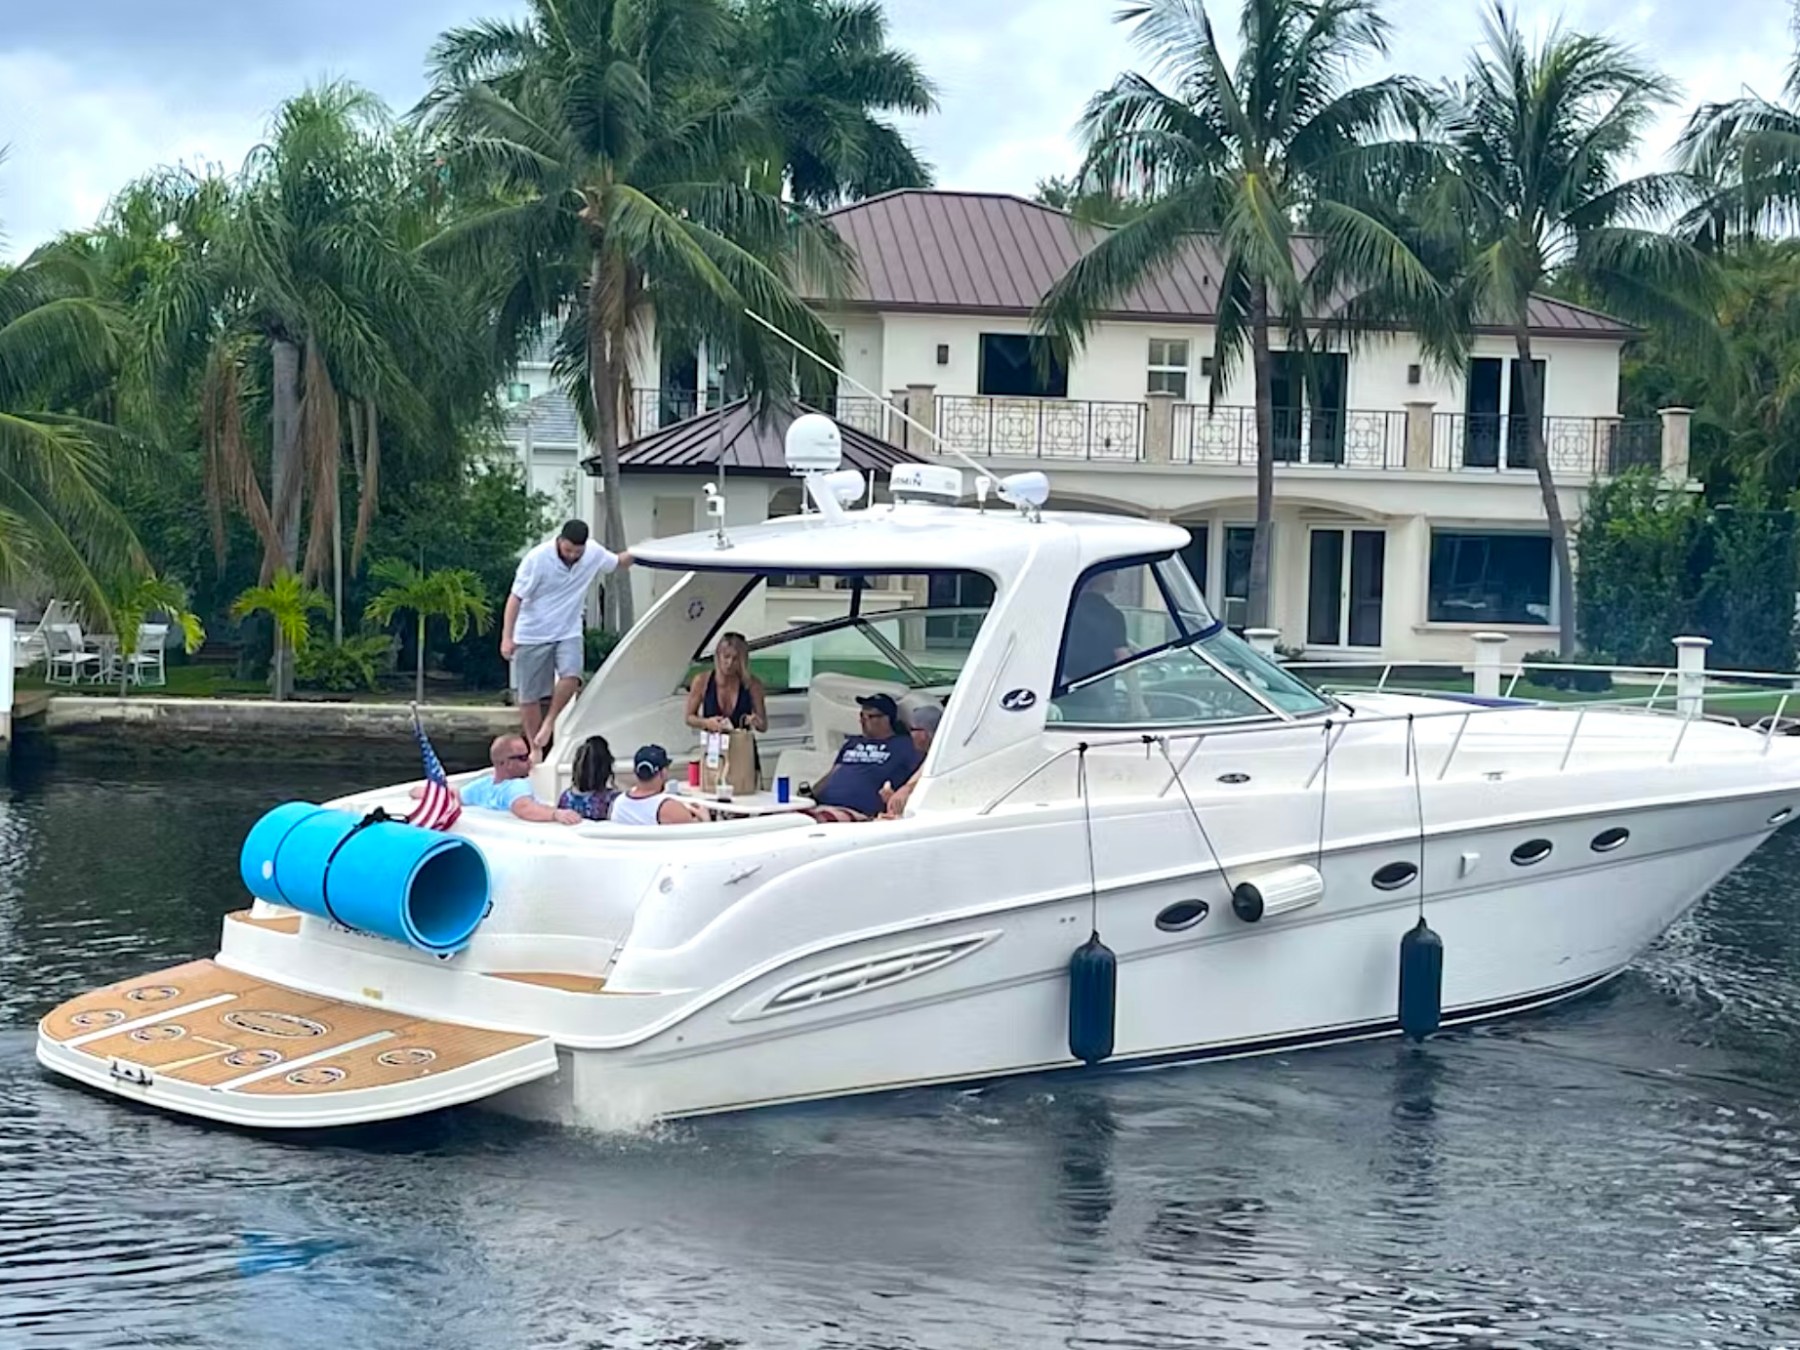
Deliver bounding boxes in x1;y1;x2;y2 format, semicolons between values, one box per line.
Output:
614;384;1669;481
628;387;700;437
934;395;1144;461
1431;413;1660;477
1172;405;1406;468
819;394;905;442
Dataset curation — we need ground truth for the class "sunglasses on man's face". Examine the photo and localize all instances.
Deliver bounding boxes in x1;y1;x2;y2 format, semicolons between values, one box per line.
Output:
503;752;531;764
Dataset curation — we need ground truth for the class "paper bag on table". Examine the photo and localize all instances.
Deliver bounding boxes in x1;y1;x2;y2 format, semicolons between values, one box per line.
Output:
700;729;759;794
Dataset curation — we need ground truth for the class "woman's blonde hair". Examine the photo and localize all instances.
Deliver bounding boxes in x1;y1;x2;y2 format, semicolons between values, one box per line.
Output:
715;631;750;671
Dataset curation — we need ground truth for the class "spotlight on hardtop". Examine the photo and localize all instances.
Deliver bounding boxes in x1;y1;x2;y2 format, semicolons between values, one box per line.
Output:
998;471;1050;519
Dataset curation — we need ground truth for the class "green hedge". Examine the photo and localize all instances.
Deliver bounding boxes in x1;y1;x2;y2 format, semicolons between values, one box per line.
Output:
1577;475;1796;671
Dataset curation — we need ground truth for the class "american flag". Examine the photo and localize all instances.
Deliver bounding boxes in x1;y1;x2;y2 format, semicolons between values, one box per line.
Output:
405;707;462;831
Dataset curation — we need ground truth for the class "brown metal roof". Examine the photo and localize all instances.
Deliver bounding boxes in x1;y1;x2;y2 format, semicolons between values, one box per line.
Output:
819;190;1637;340
582;398;923;477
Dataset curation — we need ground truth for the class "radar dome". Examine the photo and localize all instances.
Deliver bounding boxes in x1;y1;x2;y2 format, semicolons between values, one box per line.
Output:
784;414;843;473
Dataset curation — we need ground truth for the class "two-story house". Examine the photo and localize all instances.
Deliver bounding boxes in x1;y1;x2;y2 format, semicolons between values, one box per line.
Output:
503;189;1691;661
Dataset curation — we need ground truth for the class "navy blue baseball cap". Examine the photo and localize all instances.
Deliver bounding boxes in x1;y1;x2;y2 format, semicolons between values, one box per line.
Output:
633;745;672;779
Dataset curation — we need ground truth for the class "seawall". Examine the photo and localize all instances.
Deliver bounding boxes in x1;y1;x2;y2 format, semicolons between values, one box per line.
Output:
32;696;518;764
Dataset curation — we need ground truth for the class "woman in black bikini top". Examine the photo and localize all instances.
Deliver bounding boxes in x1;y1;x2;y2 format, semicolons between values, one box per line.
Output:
684;632;768;734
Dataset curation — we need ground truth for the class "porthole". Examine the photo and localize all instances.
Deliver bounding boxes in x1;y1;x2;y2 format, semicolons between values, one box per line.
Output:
1155;899;1211;932
1770;806;1793;827
1372;861;1418;891
1511;838;1553;867
1590;827;1630;853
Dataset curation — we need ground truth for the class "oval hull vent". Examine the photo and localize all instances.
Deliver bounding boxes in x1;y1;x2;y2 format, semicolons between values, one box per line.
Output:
1590;827;1629;853
1511;838;1553;867
1155;899;1211;932
1372;861;1418;892
736;932;1000;1022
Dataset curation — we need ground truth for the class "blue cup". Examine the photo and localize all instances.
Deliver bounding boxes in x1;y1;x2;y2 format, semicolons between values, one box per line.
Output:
776;776;791;804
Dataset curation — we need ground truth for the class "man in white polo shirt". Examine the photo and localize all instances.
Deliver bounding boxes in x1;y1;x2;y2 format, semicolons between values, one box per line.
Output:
500;520;633;755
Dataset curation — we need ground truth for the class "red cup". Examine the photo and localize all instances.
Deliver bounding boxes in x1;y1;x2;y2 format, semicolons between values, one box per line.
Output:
687;760;701;787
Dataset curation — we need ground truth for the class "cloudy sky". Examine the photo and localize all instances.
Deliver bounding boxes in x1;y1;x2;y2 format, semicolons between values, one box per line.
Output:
0;0;1792;259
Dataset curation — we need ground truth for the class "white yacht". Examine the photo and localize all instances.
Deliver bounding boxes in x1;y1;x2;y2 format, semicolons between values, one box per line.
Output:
37;422;1800;1129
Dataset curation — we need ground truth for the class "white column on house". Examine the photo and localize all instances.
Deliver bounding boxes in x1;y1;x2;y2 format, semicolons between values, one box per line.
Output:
1674;635;1712;719
1471;631;1508;698
1659;407;1693;484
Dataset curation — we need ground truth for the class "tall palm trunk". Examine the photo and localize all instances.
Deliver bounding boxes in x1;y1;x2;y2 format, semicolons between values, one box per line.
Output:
272;637;288;704
270;338;303;568
1513;323;1577;658
269;337;303;700
415;612;427;705
586;253;634;634
1247;282;1276;631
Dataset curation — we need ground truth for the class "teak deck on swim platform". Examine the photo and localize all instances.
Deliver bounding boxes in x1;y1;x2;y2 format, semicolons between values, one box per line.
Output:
36;959;559;1128
489;971;608;994
225;909;303;936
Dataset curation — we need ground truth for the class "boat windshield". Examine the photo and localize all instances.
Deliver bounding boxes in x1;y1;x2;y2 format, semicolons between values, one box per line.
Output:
693;571;996;694
1050;554;1332;725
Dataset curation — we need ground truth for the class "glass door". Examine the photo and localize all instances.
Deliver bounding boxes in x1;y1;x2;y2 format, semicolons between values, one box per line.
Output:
1505;358;1546;468
1178;522;1209;597
1306;527;1385;648
1463;358;1503;468
1222;525;1257;630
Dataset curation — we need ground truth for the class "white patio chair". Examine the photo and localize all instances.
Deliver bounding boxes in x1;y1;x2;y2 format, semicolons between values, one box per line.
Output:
11;600;70;672
45;623;101;685
125;624;169;687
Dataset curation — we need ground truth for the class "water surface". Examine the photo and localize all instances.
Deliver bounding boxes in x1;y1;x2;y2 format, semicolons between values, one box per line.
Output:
3;758;1799;1348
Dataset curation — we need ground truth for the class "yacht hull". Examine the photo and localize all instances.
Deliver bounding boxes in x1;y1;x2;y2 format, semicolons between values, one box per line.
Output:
490;797;1772;1126
35;727;1798;1131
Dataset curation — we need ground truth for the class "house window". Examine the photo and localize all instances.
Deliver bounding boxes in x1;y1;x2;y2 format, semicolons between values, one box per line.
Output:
1428;531;1553;625
506;381;530;403
978;334;1068;398
1147;338;1189;398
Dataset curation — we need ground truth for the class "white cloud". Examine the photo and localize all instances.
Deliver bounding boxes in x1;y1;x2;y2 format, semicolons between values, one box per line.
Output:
0;50;290;253
0;0;1793;258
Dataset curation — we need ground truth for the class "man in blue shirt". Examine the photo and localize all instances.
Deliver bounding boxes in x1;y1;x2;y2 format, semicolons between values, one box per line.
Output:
460;735;582;825
809;694;922;822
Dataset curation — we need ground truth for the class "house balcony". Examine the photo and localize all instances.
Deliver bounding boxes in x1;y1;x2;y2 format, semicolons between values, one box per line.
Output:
622;386;1691;484
913;391;1686;482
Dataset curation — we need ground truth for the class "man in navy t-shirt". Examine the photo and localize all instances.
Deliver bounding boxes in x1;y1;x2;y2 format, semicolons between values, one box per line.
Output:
810;693;921;820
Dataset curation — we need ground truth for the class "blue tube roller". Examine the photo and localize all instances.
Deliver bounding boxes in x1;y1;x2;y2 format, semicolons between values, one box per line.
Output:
237;802;490;954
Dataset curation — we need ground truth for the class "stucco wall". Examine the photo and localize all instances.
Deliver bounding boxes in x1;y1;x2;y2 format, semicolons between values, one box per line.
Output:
826;309;1623;420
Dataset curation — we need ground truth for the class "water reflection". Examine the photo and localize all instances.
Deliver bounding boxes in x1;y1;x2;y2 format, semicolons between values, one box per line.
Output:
2;762;1799;1348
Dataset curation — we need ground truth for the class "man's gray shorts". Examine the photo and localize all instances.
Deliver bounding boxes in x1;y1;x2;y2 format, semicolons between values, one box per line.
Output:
511;636;584;703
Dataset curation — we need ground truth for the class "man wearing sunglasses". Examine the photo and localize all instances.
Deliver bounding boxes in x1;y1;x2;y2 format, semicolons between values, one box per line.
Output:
460;734;582;825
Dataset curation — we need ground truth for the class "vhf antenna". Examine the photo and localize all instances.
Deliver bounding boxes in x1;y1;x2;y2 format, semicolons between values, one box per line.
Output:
743;308;1004;494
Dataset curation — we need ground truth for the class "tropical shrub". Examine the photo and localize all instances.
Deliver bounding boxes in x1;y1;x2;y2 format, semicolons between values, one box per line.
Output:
294;634;392;693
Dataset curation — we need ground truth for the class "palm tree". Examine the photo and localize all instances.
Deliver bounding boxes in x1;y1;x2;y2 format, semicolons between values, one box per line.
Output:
362;560;493;704
0;237;142;615
1036;0;1447;629
126;86;470;604
734;0;936;208
1678;1;1800;245
108;572;205;696
232;570;330;702
1430;4;1715;656
419;0;850;632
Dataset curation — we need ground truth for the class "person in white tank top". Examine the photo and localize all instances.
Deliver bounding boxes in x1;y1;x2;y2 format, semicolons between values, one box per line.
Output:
611;745;707;825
